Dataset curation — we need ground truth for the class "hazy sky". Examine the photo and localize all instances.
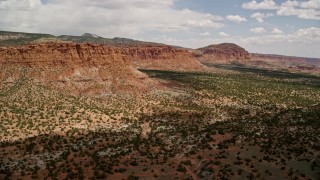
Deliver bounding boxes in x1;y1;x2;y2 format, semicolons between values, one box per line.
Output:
0;0;319;57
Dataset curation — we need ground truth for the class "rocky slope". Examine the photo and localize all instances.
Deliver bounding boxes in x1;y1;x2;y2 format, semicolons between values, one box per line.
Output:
194;43;250;64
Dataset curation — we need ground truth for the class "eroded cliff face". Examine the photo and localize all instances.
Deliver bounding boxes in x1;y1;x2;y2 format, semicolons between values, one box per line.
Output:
195;43;250;64
0;43;134;66
0;43;156;95
0;43;203;95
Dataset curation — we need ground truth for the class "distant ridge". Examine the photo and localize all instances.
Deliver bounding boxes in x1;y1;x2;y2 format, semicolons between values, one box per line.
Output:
0;30;55;46
251;53;320;64
0;30;166;47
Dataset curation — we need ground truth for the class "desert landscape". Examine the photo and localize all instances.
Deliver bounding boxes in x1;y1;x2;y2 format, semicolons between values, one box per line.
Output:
0;30;319;180
0;0;320;179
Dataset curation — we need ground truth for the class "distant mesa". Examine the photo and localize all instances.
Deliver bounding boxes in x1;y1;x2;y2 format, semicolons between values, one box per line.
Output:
194;43;250;64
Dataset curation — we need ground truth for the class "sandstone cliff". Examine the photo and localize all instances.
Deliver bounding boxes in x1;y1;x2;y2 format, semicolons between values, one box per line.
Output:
0;43;154;95
0;42;203;95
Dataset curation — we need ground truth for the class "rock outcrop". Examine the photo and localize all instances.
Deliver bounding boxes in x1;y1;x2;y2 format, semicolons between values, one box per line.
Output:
195;43;250;64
